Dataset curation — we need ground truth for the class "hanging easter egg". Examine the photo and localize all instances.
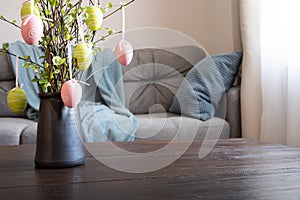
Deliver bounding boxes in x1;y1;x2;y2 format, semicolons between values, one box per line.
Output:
61;80;82;108
85;6;103;31
7;88;28;114
21;15;43;45
20;1;40;20
73;43;93;70
114;40;133;66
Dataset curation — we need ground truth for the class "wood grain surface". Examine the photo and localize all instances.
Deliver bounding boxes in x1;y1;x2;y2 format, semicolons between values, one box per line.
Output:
0;139;300;200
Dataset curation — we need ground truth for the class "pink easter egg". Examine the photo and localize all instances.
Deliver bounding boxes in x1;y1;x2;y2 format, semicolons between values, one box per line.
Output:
61;80;82;108
114;40;133;66
21;15;43;45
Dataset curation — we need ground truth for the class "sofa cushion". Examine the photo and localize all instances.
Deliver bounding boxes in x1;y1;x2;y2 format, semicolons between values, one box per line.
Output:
225;86;241;138
0;118;36;145
21;122;37;144
134;112;230;140
169;52;243;121
123;46;206;114
0;53;15;81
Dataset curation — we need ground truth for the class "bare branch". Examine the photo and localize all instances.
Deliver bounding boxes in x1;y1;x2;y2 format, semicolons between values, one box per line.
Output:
94;30;122;43
103;0;135;20
0;16;20;29
0;49;43;68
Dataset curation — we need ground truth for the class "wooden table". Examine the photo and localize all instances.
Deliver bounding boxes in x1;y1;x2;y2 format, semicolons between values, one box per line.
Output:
1;138;300;199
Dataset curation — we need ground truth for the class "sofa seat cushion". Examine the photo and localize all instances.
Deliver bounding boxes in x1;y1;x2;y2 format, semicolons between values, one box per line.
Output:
134;113;229;141
21;122;37;144
0;118;37;145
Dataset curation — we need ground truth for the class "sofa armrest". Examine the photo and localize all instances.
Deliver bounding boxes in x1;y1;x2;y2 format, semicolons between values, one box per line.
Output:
225;86;241;138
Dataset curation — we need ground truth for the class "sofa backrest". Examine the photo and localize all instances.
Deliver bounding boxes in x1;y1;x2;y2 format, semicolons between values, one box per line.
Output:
122;45;206;114
0;52;27;117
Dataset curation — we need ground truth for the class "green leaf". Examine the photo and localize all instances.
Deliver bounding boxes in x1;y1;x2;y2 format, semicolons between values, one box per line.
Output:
100;8;105;14
108;29;114;35
52;56;66;66
23;63;31;68
39;79;49;84
12;20;17;25
46;9;51;15
23;55;30;60
54;69;60;74
39;55;46;60
40;81;51;92
31;78;40;82
44;63;49;69
2;43;9;51
49;0;57;7
106;2;113;9
93;47;103;56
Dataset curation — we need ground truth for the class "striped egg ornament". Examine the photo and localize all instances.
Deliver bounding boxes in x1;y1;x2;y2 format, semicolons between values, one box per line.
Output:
85;6;103;31
20;1;40;20
7;88;28;114
114;40;133;66
73;43;93;70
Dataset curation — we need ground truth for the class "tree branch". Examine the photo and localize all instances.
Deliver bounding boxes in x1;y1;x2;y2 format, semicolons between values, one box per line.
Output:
0;50;43;69
0;16;20;29
103;0;135;20
94;30;122;43
0;50;44;92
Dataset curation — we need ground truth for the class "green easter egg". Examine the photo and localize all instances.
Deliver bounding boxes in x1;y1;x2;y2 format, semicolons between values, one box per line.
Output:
73;43;93;70
86;6;103;31
20;1;40;20
7;88;28;114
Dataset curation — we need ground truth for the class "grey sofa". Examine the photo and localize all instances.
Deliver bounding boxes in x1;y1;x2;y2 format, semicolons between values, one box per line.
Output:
0;45;241;145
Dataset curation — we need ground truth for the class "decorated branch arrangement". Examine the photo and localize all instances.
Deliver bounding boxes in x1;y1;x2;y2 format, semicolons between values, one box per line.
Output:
0;0;134;113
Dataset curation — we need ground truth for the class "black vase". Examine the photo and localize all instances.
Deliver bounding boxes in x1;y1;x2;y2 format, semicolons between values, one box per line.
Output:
34;93;85;168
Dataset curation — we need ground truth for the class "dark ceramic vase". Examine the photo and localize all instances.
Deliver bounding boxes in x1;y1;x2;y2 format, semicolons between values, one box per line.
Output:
34;93;85;168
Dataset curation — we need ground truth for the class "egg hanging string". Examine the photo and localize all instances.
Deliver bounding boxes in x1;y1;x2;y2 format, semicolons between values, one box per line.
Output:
30;0;34;15
77;14;85;42
68;41;73;80
121;3;126;41
15;56;19;88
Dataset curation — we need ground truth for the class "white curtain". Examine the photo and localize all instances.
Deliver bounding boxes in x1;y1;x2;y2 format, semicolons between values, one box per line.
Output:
240;0;300;146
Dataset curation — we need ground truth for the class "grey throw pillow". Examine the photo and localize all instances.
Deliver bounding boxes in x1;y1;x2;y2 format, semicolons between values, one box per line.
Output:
169;52;243;121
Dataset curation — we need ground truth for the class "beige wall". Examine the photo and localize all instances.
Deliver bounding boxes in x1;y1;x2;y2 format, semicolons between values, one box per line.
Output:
0;0;241;54
0;1;23;44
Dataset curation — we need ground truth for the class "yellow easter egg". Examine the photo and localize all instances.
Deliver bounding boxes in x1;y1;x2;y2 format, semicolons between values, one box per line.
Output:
7;88;28;114
73;43;93;70
86;6;103;31
20;1;40;20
